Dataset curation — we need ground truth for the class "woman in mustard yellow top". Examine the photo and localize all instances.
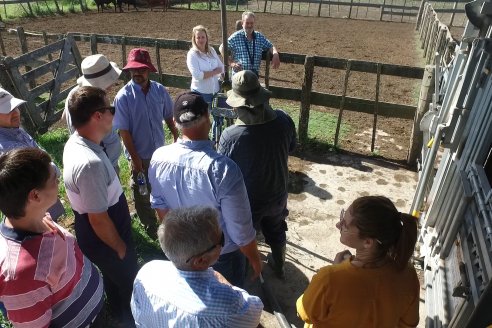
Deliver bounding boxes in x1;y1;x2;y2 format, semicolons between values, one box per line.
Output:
296;196;420;328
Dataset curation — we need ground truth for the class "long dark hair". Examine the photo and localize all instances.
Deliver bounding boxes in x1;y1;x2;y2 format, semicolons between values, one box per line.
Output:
350;196;418;271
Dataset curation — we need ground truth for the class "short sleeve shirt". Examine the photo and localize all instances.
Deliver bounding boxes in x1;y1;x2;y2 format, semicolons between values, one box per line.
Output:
113;80;173;159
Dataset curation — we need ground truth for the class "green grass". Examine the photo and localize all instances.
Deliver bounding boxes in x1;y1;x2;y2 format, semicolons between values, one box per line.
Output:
270;99;350;153
0;0;94;21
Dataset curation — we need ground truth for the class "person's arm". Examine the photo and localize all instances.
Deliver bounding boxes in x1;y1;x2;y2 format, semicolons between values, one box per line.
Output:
87;211;127;259
187;50;222;81
270;45;280;69
155;208;169;223
119;129;143;173
164;117;179;142
239;238;262;279
398;270;420;328
297;267;331;325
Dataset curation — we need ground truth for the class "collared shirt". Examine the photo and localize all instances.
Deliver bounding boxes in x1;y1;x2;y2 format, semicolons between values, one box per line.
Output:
0;219;104;328
113;79;173;159
0;127;38;152
187;47;224;94
64;86;122;169
228;30;273;73
131;260;263;328
149;139;256;255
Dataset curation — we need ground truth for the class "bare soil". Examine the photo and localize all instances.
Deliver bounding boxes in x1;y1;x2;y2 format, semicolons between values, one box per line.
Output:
2;9;424;162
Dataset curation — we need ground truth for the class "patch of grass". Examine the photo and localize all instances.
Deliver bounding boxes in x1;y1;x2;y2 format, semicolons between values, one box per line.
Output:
270;100;350;152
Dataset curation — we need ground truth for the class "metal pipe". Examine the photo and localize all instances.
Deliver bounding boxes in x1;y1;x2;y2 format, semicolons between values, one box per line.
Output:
259;274;291;328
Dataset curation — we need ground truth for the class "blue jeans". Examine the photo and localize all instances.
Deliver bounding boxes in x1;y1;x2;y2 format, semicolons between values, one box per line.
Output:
191;90;223;143
212;249;246;287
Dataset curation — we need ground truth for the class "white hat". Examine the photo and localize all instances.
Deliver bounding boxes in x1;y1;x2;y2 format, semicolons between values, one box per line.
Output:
0;87;26;114
77;54;122;90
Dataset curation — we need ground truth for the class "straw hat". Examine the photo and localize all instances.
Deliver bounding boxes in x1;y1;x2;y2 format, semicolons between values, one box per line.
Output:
77;54;122;90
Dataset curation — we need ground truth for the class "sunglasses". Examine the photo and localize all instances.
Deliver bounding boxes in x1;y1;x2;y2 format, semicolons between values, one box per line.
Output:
95;106;115;115
185;231;225;264
339;209;383;245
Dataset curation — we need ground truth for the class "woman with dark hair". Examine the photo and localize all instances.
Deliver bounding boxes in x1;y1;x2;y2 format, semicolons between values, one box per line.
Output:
296;196;420;328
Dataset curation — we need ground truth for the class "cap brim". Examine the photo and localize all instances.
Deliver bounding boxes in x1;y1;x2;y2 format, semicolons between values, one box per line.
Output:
226;87;271;108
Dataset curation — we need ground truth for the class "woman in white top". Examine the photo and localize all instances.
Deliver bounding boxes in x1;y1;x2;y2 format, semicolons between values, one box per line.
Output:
186;25;224;104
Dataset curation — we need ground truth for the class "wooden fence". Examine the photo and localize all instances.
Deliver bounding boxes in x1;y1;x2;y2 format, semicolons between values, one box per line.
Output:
416;1;457;65
0;0;468;26
1;28;424;158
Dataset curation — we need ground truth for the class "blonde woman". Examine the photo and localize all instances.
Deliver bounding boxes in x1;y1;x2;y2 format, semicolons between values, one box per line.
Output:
186;25;224;104
187;25;224;142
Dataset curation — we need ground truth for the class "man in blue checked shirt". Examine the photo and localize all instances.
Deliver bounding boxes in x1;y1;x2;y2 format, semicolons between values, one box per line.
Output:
228;11;281;76
131;206;263;328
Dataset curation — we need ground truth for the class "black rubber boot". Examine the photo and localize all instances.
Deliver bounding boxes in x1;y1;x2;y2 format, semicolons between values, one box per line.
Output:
268;244;286;280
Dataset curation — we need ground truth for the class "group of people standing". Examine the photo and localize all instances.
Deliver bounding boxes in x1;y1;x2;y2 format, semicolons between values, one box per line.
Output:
0;9;420;328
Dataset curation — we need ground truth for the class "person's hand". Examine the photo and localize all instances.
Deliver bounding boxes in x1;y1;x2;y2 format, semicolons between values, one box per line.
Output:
334;250;352;264
213;270;232;286
213;67;222;75
231;61;242;72
249;253;263;280
271;53;280;69
117;243;127;260
131;156;143;174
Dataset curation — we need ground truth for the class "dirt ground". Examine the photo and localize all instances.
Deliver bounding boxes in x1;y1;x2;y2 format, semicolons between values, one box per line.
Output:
1;10;426;327
2;9;424;162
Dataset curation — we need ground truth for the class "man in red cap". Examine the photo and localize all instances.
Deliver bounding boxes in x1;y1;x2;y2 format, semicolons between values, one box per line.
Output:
114;48;178;239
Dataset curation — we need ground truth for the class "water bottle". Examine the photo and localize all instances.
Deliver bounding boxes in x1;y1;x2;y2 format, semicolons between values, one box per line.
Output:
137;171;148;196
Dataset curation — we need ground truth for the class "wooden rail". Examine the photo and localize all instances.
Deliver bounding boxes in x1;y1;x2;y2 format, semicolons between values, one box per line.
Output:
2;28;424;153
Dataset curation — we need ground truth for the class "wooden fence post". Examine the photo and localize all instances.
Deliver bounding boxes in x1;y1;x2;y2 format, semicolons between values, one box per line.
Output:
121;37;129;83
265;51;271;89
155;41;163;84
317;0;322;17
299;55;314;145
90;34;98;54
348;0;353;18
42;31;53;62
415;0;426;30
16;27;35;89
263;0;268;13
371;63;381;152
407;65;434;166
0;30;6;56
290;0;294;15
334;59;351;147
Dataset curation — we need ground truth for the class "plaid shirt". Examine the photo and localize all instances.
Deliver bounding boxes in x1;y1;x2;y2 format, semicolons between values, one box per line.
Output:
228;30;273;74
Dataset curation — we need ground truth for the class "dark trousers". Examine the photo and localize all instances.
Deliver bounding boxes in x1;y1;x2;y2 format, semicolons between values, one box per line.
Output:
212;249;246;288
130;158;157;238
252;193;289;247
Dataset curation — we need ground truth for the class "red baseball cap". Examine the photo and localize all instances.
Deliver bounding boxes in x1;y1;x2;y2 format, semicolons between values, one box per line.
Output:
123;48;157;72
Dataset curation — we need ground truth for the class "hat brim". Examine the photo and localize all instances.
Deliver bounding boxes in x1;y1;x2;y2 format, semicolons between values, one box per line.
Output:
226;87;271;108
122;61;158;72
77;62;122;90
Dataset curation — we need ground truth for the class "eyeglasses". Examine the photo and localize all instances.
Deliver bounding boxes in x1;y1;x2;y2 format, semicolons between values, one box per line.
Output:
339;209;383;245
95;106;115;115
185;231;225;264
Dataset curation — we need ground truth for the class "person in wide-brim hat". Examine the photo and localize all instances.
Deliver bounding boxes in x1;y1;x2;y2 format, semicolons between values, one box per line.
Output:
123;48;157;72
77;54;122;90
226;70;276;125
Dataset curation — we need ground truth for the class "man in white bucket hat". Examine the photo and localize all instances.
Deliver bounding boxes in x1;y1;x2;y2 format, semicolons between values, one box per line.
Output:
63;54;123;174
0;87;65;220
218;70;296;280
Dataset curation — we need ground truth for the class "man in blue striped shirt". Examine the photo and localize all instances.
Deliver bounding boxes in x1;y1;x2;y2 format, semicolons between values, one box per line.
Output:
131;206;263;328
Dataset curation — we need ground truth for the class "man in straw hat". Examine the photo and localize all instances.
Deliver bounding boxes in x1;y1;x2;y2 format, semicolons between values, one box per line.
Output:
114;48;178;239
148;91;262;288
63;54;123;174
218;70;296;280
0;87;65;221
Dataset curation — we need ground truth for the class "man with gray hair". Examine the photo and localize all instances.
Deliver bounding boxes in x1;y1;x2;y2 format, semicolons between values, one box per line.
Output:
148;91;262;288
131;206;263;327
227;11;280;76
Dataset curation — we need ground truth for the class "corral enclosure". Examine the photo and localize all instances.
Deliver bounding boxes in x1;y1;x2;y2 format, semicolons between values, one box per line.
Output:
1;9;424;161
